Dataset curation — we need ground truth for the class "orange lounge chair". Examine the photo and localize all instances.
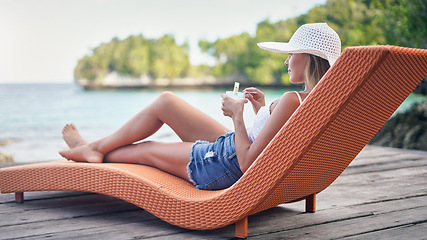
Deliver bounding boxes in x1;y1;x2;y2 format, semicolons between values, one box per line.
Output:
1;46;427;238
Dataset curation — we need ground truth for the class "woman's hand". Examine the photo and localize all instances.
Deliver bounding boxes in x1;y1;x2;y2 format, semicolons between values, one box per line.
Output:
244;87;265;114
221;94;247;118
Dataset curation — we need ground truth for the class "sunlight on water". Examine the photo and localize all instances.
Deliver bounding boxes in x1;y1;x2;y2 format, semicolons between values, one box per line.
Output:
0;83;425;163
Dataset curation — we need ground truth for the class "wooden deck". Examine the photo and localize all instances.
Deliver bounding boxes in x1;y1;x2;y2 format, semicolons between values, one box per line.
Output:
1;145;426;239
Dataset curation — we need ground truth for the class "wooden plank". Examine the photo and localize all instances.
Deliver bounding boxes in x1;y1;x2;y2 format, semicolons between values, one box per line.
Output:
0;193;134;214
344;222;427;240
0;210;165;239
0;193;15;204
0;191;91;204
0;195;142;226
350;146;427;167
352;151;427;166
343;158;427;175
316;169;427;210
262;206;427;240
17;219;198;240
336;166;427;188
243;197;427;239
338;166;427;184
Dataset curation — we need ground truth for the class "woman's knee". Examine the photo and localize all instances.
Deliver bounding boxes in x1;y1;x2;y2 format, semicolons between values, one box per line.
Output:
151;91;183;114
153;91;176;107
159;91;178;102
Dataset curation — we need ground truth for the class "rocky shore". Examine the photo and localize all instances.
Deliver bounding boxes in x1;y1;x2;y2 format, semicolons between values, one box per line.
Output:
74;72;302;91
414;77;427;95
370;100;427;151
0;153;14;163
0;139;15;163
75;72;252;90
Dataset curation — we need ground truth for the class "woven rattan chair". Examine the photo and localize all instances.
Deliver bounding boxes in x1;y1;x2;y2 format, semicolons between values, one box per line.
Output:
1;46;427;238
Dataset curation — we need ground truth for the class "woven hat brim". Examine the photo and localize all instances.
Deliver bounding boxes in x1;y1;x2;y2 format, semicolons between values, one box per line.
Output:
257;42;328;61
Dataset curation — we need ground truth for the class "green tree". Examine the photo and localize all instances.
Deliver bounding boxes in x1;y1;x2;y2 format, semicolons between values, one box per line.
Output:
74;34;190;83
74;55;98;82
200;0;426;84
127;37;150;77
150;35;190;79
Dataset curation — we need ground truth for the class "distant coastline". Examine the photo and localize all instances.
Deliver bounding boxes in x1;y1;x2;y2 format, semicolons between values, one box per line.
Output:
75;72;300;91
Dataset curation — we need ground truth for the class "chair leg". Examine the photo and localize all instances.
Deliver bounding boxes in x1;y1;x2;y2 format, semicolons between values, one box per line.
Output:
306;193;316;213
235;216;248;239
15;192;24;203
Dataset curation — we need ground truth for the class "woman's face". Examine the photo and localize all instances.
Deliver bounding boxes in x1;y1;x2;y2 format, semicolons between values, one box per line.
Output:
284;53;308;84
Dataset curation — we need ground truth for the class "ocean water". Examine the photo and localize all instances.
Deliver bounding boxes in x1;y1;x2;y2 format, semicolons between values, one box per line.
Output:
1;83;426;163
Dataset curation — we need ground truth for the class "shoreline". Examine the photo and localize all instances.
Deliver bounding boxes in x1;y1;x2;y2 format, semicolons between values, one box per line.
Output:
75;73;302;91
79;82;304;91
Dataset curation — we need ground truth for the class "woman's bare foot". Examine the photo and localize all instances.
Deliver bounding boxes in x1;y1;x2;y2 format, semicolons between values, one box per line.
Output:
62;123;88;148
60;123;103;163
59;144;104;163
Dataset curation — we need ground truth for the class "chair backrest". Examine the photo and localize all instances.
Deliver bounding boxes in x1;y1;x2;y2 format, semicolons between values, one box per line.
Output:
232;46;427;213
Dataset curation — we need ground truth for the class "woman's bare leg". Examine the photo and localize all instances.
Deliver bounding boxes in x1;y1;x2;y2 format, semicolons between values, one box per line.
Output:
60;125;193;180
59;92;228;163
97;91;228;147
104;141;193;181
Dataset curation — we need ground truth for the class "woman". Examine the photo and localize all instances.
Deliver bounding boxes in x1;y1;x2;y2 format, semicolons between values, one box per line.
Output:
59;23;341;190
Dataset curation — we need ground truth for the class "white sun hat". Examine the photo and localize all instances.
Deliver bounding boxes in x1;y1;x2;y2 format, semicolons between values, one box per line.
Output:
257;23;342;66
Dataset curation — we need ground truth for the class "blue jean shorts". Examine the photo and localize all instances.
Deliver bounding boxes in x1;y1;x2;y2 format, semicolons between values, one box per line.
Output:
188;132;243;190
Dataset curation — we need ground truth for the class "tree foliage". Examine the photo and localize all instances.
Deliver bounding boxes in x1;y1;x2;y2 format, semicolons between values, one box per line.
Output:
74;34;190;82
200;0;426;84
75;0;426;84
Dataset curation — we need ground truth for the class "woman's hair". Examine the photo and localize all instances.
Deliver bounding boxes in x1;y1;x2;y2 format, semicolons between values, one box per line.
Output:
304;54;330;90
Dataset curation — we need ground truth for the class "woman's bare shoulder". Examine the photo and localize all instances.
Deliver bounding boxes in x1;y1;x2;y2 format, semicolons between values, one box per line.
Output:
279;91;301;106
270;91;300;113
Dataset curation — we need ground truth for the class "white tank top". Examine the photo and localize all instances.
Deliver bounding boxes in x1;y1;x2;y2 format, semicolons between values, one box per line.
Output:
247;92;303;143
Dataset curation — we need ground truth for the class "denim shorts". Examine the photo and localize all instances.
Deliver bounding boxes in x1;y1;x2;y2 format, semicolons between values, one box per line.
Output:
188;132;243;190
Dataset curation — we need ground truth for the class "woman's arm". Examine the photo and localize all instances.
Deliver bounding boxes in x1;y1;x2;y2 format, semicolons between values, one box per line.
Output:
220;94;251;169
223;91;301;173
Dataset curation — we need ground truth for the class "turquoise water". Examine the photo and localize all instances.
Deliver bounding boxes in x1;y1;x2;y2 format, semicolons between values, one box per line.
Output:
1;83;426;163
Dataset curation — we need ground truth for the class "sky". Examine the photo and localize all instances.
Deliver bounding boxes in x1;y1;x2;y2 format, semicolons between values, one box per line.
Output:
0;0;327;83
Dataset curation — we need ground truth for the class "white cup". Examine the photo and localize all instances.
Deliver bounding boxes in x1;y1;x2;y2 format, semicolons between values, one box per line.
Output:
226;91;244;99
